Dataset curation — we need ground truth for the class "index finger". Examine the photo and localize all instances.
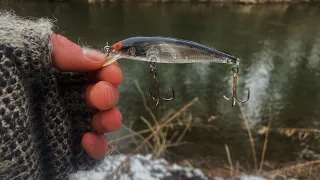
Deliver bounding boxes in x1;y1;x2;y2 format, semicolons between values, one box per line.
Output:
51;34;108;72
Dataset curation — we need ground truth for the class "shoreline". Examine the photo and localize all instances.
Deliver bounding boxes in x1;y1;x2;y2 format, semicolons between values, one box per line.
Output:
1;0;318;5
85;0;319;4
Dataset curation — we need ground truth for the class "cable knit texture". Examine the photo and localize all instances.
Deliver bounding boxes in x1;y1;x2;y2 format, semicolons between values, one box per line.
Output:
0;11;101;180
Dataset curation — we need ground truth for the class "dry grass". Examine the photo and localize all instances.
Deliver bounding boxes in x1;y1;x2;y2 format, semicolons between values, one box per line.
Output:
132;80;199;157
224;144;234;177
238;102;259;174
108;80;218;156
106;81;320;179
205;101;320;179
105;81;203;179
258;107;272;174
235;103;320;179
259;127;320;140
263;160;320;178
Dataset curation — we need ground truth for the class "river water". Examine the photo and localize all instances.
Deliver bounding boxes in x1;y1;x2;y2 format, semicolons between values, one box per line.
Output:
1;1;320;173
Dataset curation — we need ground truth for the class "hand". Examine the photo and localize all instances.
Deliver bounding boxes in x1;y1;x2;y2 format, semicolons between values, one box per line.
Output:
50;34;123;160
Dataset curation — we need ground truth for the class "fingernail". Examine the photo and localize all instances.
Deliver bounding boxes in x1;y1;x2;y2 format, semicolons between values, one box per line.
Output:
83;48;107;62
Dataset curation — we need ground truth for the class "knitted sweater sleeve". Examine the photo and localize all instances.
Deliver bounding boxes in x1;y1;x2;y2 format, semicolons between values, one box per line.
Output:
0;11;53;76
0;11;100;180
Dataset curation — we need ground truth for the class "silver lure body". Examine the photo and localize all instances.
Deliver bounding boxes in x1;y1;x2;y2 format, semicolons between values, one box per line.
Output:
103;36;240;67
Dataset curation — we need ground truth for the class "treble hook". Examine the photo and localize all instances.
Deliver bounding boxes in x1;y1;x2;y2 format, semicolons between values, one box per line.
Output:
223;65;250;107
148;62;175;106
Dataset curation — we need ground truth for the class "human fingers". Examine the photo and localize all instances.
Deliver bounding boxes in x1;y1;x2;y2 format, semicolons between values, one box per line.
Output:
81;132;108;160
85;81;119;110
51;34;108;72
91;108;122;135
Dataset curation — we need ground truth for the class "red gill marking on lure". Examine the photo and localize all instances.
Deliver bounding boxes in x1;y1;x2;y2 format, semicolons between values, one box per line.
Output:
112;42;123;51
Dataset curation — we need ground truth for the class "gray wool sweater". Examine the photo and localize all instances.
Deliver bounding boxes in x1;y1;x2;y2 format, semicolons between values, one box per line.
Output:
0;11;100;179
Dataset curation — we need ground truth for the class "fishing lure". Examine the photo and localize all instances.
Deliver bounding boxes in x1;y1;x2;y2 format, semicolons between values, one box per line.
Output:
103;36;250;107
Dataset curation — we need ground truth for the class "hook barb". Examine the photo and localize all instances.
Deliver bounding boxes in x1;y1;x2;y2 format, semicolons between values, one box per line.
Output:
223;65;250;107
149;86;174;107
148;62;174;107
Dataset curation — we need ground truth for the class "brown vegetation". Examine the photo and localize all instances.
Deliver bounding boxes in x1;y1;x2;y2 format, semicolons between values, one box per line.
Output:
105;81;320;179
37;0;320;4
87;0;320;4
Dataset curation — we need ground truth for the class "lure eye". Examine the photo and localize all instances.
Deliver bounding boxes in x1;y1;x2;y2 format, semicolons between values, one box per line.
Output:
112;42;123;51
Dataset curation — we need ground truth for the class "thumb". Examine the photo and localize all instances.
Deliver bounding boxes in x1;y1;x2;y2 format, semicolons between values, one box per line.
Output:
51;34;108;72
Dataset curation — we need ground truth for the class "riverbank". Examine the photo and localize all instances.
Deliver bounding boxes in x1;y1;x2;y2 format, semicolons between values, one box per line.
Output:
86;0;319;4
3;0;318;4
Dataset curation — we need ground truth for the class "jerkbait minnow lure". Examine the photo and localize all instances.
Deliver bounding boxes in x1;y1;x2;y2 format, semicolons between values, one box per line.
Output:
103;36;250;107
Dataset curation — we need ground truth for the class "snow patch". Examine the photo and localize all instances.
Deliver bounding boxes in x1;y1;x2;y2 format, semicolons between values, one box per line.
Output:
70;154;268;180
69;154;208;180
